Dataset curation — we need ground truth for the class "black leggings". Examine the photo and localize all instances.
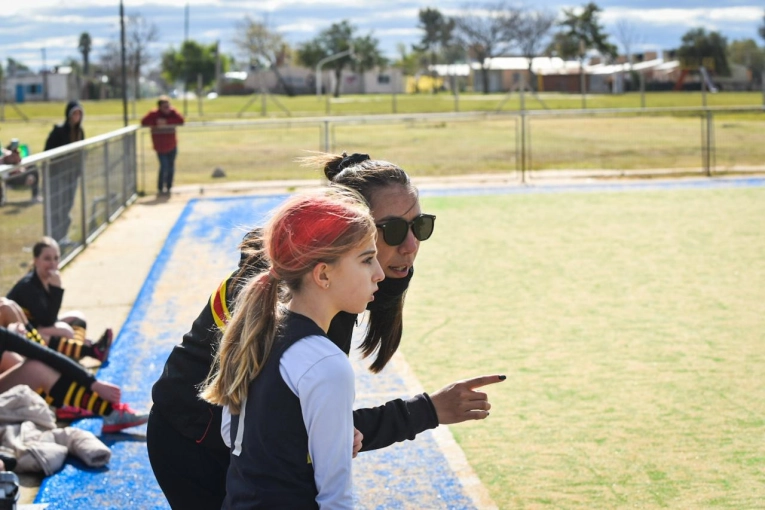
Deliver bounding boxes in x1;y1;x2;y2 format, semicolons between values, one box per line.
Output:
146;408;230;510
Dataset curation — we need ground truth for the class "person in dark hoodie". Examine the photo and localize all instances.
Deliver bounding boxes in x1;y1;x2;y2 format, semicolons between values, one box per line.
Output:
141;96;185;196
44;100;85;244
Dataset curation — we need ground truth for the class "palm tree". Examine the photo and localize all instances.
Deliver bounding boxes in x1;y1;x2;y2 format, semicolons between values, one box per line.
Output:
78;32;92;76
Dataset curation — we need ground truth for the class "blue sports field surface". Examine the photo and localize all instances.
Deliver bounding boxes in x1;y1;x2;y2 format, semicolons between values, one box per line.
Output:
35;176;765;509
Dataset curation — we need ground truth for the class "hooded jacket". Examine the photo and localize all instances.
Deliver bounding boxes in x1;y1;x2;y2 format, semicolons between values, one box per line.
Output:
44;101;85;152
141;105;184;154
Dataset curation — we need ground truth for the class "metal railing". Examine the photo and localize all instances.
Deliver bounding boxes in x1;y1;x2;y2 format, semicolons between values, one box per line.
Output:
1;126;138;294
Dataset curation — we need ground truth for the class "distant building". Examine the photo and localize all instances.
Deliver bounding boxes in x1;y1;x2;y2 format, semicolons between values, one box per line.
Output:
243;66;405;96
3;67;78;102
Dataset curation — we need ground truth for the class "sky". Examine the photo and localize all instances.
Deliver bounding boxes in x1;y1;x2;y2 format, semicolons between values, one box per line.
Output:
0;0;762;73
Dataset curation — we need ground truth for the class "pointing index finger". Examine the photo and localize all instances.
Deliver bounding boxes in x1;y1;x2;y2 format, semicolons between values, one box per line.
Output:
465;374;506;389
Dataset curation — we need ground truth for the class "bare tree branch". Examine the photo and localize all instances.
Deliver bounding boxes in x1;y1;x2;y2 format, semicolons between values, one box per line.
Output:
233;16;295;95
454;1;522;93
516;9;556;91
614;19;643;67
126;14;159;99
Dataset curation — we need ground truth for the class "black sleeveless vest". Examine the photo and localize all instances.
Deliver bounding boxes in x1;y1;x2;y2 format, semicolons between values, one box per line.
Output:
224;312;327;510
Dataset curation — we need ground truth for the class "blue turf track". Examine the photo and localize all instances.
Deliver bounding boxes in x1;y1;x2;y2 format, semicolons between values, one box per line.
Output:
35;176;765;509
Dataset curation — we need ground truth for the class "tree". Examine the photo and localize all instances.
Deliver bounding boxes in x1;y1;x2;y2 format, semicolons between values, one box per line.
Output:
613;19;642;67
546;2;617;60
760;10;765;43
728;38;764;86
394;43;424;77
78;32;92;75
98;41;124;98
61;57;82;74
414;8;457;93
126;14;159;99
297;20;380;98
453;2;522;94
161;40;221;89
677;28;730;76
352;33;387;93
6;58;31;76
516;9;556;91
234;16;295;96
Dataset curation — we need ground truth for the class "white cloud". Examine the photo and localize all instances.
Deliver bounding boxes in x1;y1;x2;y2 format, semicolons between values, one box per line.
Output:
277;21;323;34
26;14;117;25
602;6;763;28
376;28;422;37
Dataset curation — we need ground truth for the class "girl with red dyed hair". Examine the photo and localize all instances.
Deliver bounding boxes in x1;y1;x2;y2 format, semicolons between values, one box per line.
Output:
200;188;384;509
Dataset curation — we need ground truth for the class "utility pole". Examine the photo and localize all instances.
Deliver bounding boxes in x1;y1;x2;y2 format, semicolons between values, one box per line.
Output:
183;3;189;117
41;48;48;101
215;40;221;95
120;0;128;126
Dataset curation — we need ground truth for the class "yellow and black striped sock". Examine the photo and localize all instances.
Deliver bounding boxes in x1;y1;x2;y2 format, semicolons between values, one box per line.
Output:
47;377;113;416
46;336;97;361
24;324;46;346
72;325;87;344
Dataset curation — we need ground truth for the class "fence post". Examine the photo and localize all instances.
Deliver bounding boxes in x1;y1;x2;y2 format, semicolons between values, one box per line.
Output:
520;112;527;184
707;110;714;176
701;67;707;108
323;120;330;152
140;129;146;196
104;141;111;220
79;149;88;243
42;161;52;237
700;111;712;177
123;133;130;205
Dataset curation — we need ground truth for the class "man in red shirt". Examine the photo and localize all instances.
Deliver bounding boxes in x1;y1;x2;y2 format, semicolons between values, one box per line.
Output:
141;96;185;195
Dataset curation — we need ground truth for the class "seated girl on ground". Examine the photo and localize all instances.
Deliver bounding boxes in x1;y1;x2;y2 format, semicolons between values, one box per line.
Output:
0;323;149;435
6;237;113;363
200;188;384;509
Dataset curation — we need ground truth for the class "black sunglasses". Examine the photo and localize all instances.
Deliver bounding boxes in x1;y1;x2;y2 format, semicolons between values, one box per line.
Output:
376;214;436;246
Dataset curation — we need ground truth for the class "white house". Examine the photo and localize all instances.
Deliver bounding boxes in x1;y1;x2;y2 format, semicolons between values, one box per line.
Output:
3;68;78;102
245;66;405;95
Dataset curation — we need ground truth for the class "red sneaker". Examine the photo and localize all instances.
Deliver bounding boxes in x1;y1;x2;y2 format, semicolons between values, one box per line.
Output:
93;328;114;363
56;406;95;421
101;403;149;433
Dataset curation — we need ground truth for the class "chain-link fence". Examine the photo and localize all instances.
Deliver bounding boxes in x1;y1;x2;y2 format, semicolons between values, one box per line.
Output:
137;106;763;192
1;126;138;294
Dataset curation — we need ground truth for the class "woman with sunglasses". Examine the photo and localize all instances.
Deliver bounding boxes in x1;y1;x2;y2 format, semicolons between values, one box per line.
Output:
147;152;505;510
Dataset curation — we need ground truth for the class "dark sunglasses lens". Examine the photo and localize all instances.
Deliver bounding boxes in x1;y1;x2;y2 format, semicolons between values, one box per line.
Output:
383;219;409;245
412;215;435;241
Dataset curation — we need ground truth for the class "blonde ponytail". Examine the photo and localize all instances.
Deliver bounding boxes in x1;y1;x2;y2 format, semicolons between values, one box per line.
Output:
200;272;281;414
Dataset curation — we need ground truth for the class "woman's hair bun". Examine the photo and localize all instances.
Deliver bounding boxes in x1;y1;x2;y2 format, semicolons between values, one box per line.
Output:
325;152;371;181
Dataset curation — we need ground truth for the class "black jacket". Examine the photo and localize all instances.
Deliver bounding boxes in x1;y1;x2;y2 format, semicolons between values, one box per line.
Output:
6;270;64;328
151;243;438;461
44;101;84;151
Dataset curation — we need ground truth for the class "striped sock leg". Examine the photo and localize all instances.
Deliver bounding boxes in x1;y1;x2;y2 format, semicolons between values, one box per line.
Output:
46;377;113;416
24;324;47;346
47;336;90;360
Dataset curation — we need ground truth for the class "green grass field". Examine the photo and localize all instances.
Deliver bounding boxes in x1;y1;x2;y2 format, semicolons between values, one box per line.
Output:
403;186;765;508
0;186;41;293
